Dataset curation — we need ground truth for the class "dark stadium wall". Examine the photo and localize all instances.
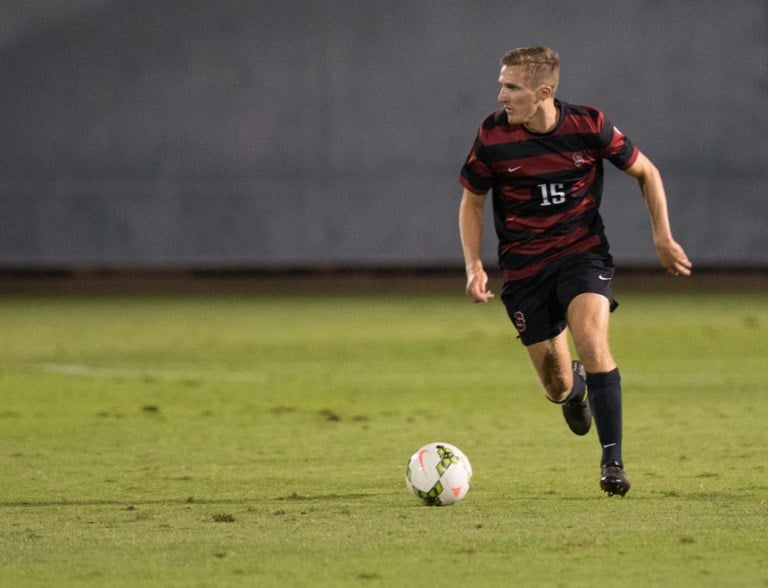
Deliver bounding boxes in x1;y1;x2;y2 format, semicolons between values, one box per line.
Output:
1;0;767;269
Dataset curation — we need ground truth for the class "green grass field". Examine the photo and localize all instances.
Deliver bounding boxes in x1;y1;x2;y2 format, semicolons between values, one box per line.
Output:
1;290;766;587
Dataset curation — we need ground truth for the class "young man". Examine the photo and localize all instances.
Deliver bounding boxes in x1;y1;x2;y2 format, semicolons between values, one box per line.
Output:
458;46;692;496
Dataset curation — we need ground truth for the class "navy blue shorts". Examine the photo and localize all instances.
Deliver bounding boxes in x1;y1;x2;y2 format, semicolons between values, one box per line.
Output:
500;253;618;346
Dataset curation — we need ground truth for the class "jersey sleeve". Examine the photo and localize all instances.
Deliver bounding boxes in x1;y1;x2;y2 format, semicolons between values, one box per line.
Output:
459;132;493;195
597;114;639;170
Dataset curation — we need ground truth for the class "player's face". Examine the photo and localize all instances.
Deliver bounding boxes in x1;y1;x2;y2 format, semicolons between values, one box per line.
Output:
497;65;540;125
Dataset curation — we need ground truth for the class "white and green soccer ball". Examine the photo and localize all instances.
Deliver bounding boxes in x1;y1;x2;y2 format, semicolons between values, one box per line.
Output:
405;442;473;506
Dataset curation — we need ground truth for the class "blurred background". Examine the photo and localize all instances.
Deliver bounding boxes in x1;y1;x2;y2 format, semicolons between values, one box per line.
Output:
1;0;766;285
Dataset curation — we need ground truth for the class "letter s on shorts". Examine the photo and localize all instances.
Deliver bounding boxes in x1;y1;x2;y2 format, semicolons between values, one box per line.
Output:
512;311;527;333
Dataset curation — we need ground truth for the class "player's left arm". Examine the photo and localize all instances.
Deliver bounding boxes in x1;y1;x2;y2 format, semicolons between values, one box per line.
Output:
624;151;693;277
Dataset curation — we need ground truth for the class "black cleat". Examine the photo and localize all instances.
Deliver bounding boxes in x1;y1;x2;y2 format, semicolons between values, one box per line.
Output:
600;461;631;497
561;361;591;435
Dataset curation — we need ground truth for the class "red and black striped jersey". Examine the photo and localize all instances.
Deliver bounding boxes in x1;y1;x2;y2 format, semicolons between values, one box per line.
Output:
460;100;639;281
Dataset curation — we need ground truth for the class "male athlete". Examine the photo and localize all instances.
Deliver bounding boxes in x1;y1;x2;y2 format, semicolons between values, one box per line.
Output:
458;46;692;496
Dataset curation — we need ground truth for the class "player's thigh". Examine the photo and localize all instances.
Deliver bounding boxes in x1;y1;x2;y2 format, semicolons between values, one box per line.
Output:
566;292;616;372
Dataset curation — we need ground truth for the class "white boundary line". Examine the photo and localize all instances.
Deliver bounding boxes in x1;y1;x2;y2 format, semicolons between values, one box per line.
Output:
36;363;268;383
16;362;765;387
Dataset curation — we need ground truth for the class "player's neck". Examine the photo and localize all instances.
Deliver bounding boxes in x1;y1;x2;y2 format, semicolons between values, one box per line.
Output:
523;100;559;134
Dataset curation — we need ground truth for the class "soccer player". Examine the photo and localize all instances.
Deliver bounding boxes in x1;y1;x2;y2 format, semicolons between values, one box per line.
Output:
458;46;692;496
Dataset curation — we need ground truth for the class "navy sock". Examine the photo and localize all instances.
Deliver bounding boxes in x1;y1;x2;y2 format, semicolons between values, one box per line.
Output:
566;365;586;404
586;368;623;466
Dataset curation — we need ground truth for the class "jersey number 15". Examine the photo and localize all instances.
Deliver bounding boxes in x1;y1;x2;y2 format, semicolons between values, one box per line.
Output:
537;183;567;206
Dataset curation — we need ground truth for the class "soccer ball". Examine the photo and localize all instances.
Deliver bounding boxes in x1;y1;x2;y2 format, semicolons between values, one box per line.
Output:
405;442;473;506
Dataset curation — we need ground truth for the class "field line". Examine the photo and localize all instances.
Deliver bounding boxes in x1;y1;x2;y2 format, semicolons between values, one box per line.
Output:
13;362;765;388
35;363;268;383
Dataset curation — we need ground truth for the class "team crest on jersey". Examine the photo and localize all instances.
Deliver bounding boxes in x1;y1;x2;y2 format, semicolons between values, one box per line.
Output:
573;152;585;168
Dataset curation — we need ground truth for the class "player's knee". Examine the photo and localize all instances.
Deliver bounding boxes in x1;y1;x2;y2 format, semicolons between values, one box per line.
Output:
574;337;614;373
579;347;615;373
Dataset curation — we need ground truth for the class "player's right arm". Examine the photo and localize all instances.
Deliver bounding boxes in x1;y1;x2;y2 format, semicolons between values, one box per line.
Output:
459;188;494;303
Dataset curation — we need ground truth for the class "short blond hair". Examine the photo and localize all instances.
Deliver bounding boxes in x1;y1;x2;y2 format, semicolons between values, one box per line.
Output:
500;46;560;92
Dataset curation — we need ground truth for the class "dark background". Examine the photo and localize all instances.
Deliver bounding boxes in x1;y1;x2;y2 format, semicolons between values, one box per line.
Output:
2;1;767;271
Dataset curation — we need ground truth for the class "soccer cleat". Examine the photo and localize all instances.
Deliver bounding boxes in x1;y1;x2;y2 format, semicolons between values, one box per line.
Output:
561;361;591;435
600;461;631;497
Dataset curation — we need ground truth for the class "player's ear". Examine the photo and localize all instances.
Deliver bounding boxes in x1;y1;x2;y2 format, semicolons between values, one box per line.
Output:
538;84;554;101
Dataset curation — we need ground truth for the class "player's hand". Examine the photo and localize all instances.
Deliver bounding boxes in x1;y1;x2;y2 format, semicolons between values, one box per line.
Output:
656;239;693;277
465;267;495;303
